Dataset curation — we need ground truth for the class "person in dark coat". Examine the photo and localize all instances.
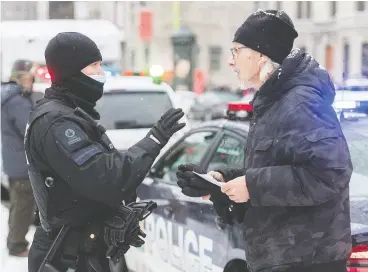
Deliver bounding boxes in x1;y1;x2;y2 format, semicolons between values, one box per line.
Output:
176;9;352;272
1;60;36;257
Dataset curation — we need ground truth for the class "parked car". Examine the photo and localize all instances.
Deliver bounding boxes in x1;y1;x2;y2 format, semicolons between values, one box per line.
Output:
188;91;240;121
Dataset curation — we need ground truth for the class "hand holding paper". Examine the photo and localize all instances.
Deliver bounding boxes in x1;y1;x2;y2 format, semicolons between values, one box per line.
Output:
221;176;250;203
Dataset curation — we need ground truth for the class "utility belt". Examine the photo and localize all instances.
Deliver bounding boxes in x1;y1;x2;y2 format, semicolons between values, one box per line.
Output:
46;227;62;240
38;200;157;272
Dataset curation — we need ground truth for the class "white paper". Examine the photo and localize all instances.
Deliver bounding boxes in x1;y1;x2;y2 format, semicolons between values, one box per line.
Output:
192;171;222;187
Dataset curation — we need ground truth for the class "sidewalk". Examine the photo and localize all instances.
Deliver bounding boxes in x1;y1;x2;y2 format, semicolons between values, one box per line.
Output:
1;203;35;272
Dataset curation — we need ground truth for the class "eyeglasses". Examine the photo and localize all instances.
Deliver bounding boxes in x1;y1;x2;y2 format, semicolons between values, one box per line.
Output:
230;46;247;59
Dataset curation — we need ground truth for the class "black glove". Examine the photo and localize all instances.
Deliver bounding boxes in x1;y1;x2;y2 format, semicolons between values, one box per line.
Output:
176;164;230;203
176;164;249;225
103;205;139;249
148;108;186;146
103;201;157;263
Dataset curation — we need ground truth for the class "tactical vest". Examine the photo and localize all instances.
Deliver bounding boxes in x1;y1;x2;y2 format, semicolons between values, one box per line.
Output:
25;100;114;232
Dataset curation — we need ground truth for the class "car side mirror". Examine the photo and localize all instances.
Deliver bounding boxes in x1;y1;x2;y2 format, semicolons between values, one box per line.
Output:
148;168;157;177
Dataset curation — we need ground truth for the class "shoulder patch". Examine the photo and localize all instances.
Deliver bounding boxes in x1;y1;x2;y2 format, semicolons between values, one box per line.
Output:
70;144;104;166
52;121;90;152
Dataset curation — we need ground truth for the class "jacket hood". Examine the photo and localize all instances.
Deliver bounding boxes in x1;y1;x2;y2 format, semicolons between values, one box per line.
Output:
1;81;21;106
257;48;336;106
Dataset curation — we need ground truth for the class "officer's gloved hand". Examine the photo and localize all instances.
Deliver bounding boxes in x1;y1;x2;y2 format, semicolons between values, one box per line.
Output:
147;108;186;147
103;205;136;249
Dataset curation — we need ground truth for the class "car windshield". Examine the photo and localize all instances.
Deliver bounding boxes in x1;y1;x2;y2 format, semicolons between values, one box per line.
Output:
96;91;173;130
342;119;368;178
341;118;368;228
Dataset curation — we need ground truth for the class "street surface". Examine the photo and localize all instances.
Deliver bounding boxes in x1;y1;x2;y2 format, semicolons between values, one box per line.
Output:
0;203;35;271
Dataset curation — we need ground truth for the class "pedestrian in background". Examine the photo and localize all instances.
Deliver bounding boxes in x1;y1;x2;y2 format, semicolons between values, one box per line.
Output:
177;9;352;272
1;59;36;257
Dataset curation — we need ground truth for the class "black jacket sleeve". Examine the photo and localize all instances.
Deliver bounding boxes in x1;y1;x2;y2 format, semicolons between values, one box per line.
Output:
216;167;244;182
40;117;161;209
212;167;247;224
246;102;353;207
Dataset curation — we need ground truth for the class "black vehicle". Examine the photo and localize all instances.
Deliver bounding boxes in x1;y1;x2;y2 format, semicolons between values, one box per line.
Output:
122;104;368;272
188;91;241;121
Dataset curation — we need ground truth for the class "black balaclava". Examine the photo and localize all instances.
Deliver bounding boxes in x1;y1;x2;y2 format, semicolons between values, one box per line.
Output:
233;9;298;64
44;32;104;117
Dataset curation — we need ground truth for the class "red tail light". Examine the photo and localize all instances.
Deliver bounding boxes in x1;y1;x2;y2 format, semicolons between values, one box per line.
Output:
347;244;368;272
226;102;253;121
228;102;253;112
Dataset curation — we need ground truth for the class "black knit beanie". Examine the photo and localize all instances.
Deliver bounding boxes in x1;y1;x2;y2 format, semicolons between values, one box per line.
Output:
233;9;298;64
45;32;102;83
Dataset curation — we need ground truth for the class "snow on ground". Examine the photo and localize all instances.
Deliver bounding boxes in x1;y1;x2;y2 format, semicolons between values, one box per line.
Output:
1;203;36;272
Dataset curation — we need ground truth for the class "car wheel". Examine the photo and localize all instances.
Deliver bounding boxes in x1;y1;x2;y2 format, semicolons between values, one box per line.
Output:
223;259;249;272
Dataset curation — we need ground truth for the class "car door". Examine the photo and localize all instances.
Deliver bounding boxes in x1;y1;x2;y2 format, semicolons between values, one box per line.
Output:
125;128;224;272
204;130;248;269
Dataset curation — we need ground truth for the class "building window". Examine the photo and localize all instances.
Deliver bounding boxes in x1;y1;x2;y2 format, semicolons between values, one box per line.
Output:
325;45;334;74
209;46;222;72
254;1;260;11
130;50;136;70
362;43;368;77
1;1;37;20
89;9;101;19
331;1;337;17
297;2;303;18
297;2;312;19
306;1;312;18
144;46;150;66
276;1;282;10
49;1;74;19
357;1;366;11
343;43;350;80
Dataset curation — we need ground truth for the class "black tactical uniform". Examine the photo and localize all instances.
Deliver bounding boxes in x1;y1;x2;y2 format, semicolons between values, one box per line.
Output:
26;32;185;272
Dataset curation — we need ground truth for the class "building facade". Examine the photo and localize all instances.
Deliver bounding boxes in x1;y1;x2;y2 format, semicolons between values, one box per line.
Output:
127;1;368;88
2;1;368;88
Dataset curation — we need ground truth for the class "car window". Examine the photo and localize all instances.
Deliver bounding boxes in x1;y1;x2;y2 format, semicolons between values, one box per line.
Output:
207;134;245;172
96;91;173;129
159;131;217;183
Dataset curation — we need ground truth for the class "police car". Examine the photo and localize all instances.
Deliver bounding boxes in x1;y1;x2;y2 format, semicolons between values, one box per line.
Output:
95;73;189;152
121;103;368;272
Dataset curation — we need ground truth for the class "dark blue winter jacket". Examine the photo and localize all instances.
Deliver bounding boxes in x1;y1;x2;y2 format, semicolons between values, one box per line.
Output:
1;81;33;179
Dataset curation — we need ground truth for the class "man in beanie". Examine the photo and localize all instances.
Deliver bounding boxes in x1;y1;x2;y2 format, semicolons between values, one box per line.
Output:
25;32;185;272
1;59;36;257
176;10;352;272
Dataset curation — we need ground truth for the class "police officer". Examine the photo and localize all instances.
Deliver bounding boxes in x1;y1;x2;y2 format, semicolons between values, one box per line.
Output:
26;32;185;272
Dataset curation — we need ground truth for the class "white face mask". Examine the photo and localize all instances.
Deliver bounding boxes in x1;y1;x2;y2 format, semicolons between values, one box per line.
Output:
88;74;106;84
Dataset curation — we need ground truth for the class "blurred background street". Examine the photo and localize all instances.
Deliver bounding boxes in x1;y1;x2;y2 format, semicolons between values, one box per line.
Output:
2;1;368;90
